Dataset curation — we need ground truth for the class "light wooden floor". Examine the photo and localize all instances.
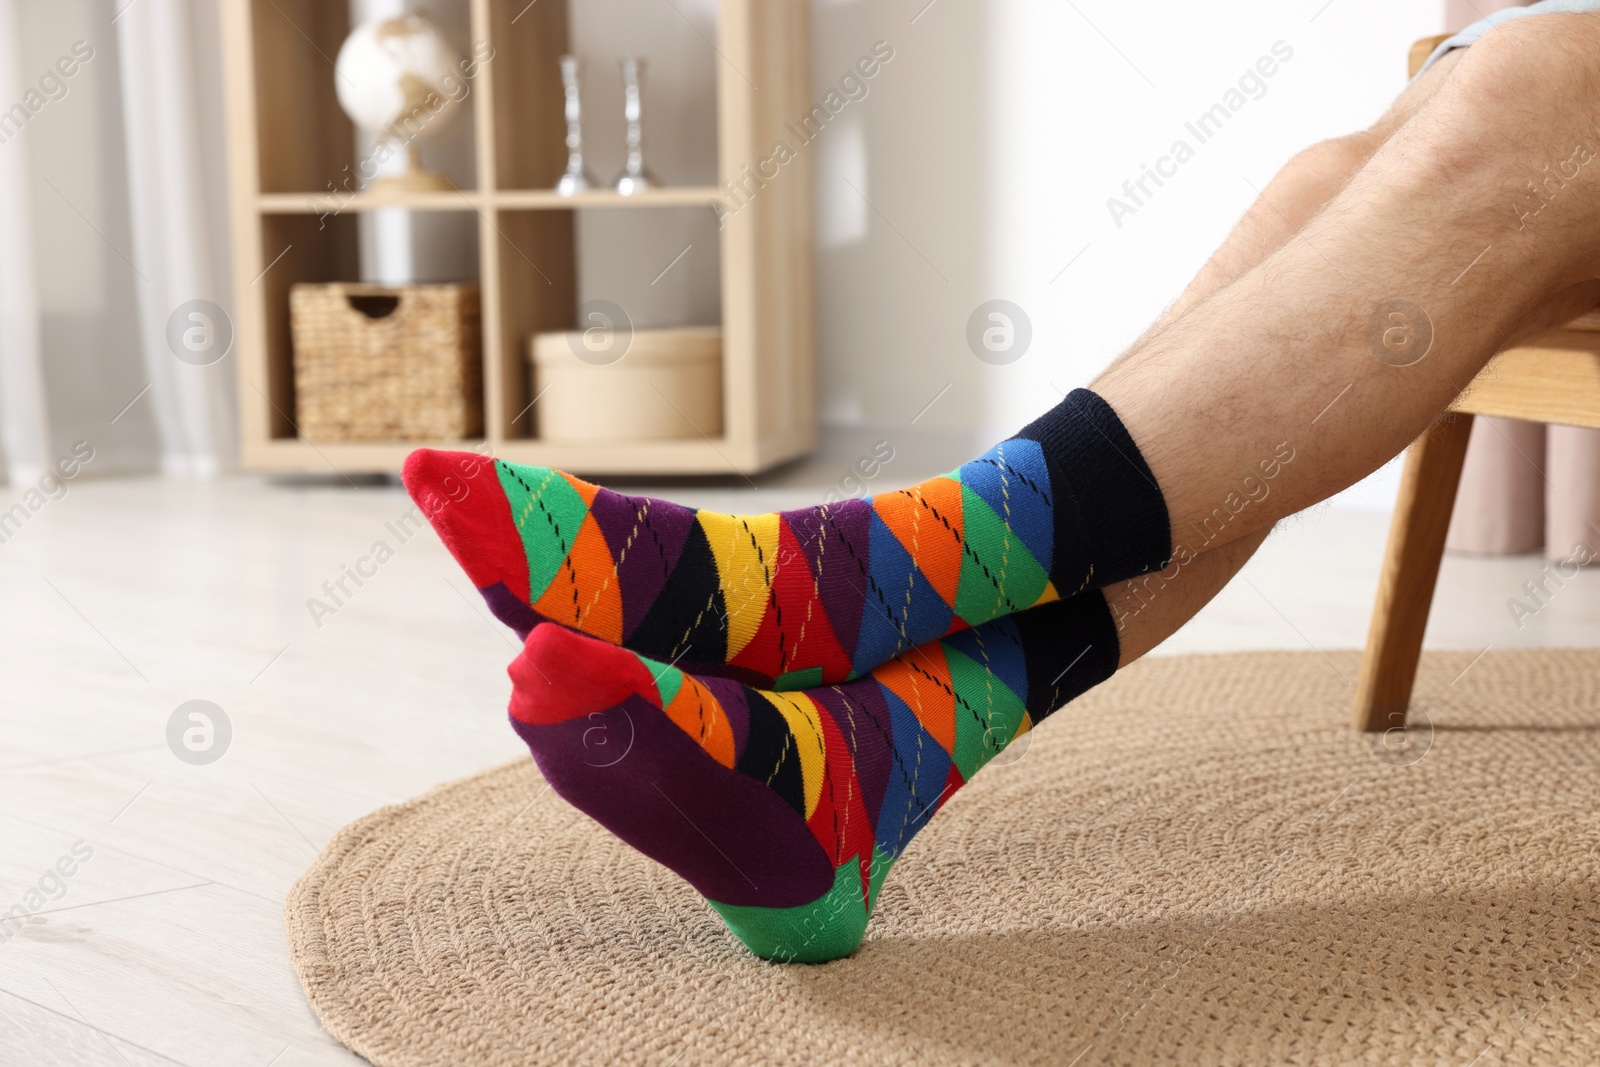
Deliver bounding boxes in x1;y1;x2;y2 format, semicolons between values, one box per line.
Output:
3;434;1598;1065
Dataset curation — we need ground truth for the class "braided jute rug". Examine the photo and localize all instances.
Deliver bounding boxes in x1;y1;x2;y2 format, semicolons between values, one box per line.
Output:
287;650;1600;1067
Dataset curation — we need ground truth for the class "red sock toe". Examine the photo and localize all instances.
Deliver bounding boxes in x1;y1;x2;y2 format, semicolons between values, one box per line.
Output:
402;449;531;604
509;624;662;726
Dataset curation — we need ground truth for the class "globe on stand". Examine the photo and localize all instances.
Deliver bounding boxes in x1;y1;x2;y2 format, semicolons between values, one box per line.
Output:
334;15;465;194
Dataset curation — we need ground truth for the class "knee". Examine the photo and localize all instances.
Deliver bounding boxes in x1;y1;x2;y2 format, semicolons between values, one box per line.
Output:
1297;132;1382;173
1276;133;1380;194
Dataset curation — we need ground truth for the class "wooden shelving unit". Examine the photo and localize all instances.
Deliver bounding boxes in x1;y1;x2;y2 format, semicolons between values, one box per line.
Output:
219;0;815;475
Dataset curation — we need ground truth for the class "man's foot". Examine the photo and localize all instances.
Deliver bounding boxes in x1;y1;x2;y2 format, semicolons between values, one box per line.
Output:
507;593;1118;961
405;390;1167;688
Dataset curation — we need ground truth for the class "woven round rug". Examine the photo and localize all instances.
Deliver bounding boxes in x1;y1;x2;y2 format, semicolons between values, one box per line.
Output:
287;650;1600;1066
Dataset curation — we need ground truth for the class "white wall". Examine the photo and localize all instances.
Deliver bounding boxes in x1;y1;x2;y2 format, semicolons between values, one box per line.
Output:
811;0;1443;506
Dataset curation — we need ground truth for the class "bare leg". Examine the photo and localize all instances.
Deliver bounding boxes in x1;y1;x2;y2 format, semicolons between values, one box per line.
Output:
1105;529;1265;665
1095;14;1600;561
1098;52;1476;668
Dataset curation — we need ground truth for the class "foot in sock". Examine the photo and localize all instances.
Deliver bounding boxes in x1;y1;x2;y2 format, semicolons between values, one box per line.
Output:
407;389;1168;689
507;593;1119;962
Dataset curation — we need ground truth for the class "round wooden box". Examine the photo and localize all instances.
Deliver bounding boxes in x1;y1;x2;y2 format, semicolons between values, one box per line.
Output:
529;326;723;442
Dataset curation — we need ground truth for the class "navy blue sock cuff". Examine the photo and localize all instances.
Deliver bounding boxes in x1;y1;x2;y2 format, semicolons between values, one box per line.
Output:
1018;593;1120;723
1015;388;1171;589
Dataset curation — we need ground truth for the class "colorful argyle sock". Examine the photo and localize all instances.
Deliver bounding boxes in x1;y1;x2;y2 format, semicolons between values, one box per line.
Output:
508;592;1119;962
407;388;1167;689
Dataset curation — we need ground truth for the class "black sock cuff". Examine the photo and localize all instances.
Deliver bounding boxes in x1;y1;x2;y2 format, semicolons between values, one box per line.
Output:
1016;388;1171;587
1017;593;1120;724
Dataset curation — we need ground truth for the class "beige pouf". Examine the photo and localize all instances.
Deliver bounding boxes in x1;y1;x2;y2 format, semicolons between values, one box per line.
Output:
287;650;1600;1066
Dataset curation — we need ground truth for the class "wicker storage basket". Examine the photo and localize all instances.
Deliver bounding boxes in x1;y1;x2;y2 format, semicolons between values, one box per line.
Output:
289;282;482;442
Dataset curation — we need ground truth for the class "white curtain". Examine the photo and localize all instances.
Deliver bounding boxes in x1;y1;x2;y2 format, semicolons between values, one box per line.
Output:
115;0;234;476
0;0;232;482
0;0;50;485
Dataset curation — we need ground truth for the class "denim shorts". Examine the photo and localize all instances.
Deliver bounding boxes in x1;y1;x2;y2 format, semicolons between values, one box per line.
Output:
1418;0;1600;76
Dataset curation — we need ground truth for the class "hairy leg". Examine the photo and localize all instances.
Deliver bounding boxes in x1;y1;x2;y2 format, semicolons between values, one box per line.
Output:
1104;528;1264;665
1095;13;1600;560
1098;52;1472;668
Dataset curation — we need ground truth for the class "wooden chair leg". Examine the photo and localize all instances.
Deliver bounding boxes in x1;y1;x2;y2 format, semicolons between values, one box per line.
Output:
1354;413;1475;732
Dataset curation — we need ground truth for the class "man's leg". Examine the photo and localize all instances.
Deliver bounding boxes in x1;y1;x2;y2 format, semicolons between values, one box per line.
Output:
1099;52;1474;664
1097;13;1600;564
